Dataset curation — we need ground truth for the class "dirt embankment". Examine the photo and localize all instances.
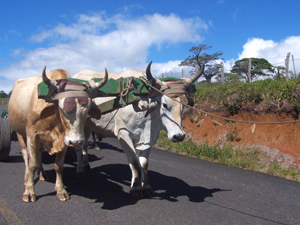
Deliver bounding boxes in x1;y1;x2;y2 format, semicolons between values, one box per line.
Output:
182;104;300;165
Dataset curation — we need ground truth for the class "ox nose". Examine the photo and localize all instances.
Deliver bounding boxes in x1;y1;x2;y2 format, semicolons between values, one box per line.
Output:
69;140;84;148
172;133;185;142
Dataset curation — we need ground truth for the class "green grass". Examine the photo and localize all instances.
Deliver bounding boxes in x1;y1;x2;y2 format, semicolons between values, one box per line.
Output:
194;77;300;112
156;131;300;182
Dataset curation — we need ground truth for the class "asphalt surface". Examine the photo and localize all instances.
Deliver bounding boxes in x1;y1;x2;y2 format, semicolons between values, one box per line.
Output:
0;104;300;225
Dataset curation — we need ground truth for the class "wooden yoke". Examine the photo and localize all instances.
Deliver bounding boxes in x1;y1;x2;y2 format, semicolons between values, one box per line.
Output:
37;77;152;115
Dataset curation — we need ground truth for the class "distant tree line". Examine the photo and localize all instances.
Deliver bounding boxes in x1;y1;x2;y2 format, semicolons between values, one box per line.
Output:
179;44;294;83
0;90;9;98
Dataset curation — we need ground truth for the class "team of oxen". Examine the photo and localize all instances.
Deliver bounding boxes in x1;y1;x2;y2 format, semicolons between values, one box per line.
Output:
8;62;204;202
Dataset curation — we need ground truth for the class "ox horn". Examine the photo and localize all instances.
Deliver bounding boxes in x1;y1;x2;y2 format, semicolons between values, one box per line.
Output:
146;61;162;88
94;68;109;89
42;66;52;87
146;61;154;84
184;65;205;86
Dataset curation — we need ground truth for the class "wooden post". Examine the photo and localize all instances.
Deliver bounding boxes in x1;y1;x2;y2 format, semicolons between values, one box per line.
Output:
292;54;296;78
220;61;224;84
285;52;291;79
247;58;252;82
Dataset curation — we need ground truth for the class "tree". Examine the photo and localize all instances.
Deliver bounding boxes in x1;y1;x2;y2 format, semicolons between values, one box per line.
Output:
231;58;274;82
204;63;222;83
273;66;286;80
179;44;223;83
0;90;8;98
216;72;242;83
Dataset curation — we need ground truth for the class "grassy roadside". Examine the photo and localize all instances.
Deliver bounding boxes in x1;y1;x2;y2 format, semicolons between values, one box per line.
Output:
156;131;300;182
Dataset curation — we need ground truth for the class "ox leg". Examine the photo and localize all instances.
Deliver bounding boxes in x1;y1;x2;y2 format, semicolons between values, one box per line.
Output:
23;137;40;203
118;131;143;199
75;147;90;178
54;148;70;201
139;149;155;197
82;126;92;171
37;151;48;181
82;148;90;171
76;128;91;178
76;149;84;177
17;133;29;186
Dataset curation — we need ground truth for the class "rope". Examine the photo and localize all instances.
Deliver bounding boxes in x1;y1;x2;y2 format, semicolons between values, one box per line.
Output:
120;77;133;97
88;108;120;147
88;77;135;147
140;77;300;125
100;109;119;132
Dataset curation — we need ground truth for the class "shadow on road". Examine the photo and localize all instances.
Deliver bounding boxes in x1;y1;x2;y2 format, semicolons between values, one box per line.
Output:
40;161;228;210
8;139;228;210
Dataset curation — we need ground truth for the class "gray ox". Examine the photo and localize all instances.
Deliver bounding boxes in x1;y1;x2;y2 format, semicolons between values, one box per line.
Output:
73;62;203;198
8;67;107;202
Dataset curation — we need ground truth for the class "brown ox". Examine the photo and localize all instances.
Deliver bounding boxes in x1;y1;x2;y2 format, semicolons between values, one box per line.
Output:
8;67;107;202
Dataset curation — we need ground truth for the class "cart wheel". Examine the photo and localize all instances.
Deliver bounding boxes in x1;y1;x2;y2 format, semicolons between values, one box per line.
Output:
0;118;11;161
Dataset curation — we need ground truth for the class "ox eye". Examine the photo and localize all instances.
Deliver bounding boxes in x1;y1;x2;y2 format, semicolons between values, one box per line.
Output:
163;103;168;110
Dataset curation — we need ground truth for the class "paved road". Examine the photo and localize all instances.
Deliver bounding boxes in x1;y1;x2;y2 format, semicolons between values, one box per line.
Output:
0;105;300;225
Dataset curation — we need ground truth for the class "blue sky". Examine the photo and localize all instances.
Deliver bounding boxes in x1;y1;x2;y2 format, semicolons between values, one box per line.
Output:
0;0;300;93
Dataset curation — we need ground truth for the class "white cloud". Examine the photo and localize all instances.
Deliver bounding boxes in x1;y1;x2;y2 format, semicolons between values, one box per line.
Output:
237;36;300;73
151;60;191;79
223;59;235;73
0;12;207;93
238;38;276;59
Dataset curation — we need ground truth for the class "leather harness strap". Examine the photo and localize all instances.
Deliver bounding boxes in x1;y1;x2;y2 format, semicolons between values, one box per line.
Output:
44;79;98;102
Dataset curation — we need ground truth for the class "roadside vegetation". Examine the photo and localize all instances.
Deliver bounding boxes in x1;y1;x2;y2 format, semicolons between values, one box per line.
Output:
0;90;9;105
156;77;300;182
157;132;300;182
194;77;300;113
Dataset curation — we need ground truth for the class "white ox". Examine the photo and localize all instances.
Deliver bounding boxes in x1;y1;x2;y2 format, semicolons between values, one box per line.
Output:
8;67;107;202
73;62;203;198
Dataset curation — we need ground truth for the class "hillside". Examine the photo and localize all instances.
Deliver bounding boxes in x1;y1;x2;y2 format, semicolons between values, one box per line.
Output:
181;79;300;171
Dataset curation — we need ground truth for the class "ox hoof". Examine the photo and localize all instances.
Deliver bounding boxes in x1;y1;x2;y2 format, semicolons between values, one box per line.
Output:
142;188;155;198
56;192;70;201
22;194;36;203
129;189;143;199
95;145;101;151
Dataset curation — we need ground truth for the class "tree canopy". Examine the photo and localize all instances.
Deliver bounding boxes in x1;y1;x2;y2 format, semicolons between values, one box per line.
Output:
179;44;223;83
231;58;274;82
203;63;222;83
216;72;242;83
0;90;8;98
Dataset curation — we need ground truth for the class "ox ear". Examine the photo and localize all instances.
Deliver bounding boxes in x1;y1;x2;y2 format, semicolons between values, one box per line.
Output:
144;101;158;117
88;102;101;120
132;96;150;112
187;96;194;107
40;103;57;119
